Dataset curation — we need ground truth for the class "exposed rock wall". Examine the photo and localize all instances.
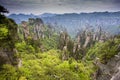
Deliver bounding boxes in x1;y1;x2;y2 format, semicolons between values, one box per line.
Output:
95;52;120;80
21;18;44;40
76;26;108;49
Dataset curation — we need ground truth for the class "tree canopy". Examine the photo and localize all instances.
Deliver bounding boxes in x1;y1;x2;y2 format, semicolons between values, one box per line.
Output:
0;5;9;14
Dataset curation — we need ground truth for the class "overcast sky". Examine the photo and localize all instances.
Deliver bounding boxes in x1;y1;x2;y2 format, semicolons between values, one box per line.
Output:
0;0;120;15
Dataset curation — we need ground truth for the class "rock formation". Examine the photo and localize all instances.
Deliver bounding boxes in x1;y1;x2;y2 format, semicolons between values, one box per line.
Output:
76;26;107;49
94;52;120;80
21;21;30;40
21;18;44;40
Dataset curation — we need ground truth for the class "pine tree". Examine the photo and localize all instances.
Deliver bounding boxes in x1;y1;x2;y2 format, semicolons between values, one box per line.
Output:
0;5;9;14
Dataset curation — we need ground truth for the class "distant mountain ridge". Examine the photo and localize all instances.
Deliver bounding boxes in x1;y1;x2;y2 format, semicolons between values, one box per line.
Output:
8;12;120;37
39;13;57;17
9;12;120;24
8;13;57;23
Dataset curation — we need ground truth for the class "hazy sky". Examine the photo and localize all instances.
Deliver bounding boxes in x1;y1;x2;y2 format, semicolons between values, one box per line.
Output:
0;0;120;14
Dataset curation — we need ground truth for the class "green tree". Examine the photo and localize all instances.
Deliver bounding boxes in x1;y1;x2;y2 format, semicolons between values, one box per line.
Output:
0;24;8;40
0;5;9;14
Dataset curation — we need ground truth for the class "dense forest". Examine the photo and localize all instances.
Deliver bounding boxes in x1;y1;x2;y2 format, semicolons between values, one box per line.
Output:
0;5;120;80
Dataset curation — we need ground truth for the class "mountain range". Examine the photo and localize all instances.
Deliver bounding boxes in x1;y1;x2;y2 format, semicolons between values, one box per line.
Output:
8;12;120;37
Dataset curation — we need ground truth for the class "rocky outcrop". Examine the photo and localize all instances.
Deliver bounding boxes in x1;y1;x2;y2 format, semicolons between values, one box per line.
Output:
94;52;120;80
0;48;18;66
0;14;18;66
76;26;108;49
59;31;70;60
111;71;120;80
29;18;44;40
21;21;30;40
21;18;44;40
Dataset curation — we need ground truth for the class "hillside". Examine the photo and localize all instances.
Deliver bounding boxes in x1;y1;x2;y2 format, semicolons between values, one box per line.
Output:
0;14;18;66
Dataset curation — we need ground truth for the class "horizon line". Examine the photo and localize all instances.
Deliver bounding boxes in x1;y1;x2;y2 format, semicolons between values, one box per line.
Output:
7;11;120;16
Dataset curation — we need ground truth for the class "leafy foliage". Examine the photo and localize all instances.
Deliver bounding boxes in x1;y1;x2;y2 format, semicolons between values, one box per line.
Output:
86;37;120;63
0;14;17;49
0;64;19;80
40;34;58;51
15;41;35;54
18;50;93;80
0;24;8;40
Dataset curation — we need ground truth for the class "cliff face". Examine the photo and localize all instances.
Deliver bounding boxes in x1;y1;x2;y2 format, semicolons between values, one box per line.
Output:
95;51;120;80
0;14;18;66
20;18;44;40
76;26;107;49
